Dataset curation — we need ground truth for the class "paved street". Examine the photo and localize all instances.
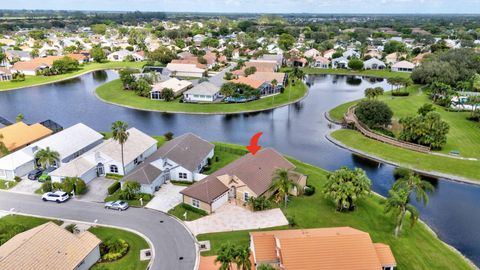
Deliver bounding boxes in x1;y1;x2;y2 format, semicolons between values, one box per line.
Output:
208;62;237;87
0;191;197;270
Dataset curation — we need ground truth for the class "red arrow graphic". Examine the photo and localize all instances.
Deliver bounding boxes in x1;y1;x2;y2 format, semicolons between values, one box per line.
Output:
246;132;263;155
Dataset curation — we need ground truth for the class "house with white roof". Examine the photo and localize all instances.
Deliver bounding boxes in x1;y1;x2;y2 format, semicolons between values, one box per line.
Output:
166;63;205;78
304;48;320;58
49;128;157;183
343;48;360;59
150;78;193;99
332;57;349;69
364;58;386;70
183;82;221;103
391;60;415;72
0;123;103;181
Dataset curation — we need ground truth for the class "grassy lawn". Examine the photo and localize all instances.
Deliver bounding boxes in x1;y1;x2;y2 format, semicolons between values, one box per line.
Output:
197;157;474;270
331;129;480;182
329;85;480;158
282;67;411;79
0;179;17;189
0;61;145;91
0;215;62;244
95;78;307;114
202;144;245;174
168;203;208;221
89;226;150;270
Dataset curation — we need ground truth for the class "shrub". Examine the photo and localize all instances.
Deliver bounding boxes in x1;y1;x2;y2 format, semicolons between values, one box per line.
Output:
372;127;395;137
139;193;152;201
287;215;297;227
303;185;316;196
14;176;22;182
65;224;78;233
391;91;410;96
248;196;272;211
99;238;129;262
108;181;121;195
74;178;87;195
180;203;208;216
164;132;174;141
52;182;63;191
170;180;193;186
41;181;52;192
105;173;122;180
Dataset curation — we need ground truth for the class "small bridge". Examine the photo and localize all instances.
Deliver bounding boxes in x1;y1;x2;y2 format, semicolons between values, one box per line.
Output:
344;106;431;153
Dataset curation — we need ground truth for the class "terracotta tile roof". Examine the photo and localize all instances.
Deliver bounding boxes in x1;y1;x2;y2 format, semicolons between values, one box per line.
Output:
250;227;396;270
171;59;207;69
67;53;88;61
247;72;286;84
0;222;101;270
229;76;264;89
0;122;53;151
13;56;63;71
313;56;330;64
181;148;295;203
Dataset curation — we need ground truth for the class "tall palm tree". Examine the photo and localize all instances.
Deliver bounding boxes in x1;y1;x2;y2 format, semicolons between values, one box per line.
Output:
271;79;278;105
215;243;237;270
269;169;298;208
384;189;419;237
393;172;434;206
235;246;252;270
111;121;130;175
35;147;60;168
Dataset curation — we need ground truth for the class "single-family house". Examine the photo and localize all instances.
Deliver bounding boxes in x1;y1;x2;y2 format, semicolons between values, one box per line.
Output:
247;71;288;95
391;60;415;72
180;148;307;213
107;50;144;62
0;123;103;181
5;50;32;63
332;56;349;69
304;48;320;58
12;56;63;76
0;122;52;152
257;54;284;66
385;52;407;65
166;63;205;78
0;68;13;81
49;128;157;183
343;48;360;59
286;58;308;68
364;58;386;70
232;61;278;76
183;81;221;103
67;53;90;64
323;49;336;59
124;133;214;194
311;56;330;69
150;78;193;99
229;75;284;97
0;222;101;270
365;50;382;59
249;227;396;270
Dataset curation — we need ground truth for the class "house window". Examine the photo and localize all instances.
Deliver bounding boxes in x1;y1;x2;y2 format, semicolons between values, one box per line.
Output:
243;192;249;202
110;165;119;174
192;199;200;208
179;172;187;179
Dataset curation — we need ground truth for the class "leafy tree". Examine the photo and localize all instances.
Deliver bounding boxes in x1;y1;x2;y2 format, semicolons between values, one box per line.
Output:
119;69;137;90
289;67;305;81
161;88;175;101
52;57;79;74
28;30;46;40
323;167;371;212
35;147;60;168
111;121;130;174
268;169;298;208
163;132;174;141
147;46;176;65
399;112;449;149
393;171;435;206
133;78;152;97
384;189;419;237
91;24;108;35
119;181;141;200
278;33;295;50
15;113;24;123
348;59;364;71
364;87;384;99
90;47;106;63
244;66;257;76
355;100;393;128
30;48;39;58
417;103;436;116
383;40;407;54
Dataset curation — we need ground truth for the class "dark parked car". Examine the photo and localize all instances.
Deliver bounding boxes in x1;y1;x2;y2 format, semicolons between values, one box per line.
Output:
28;168;43;180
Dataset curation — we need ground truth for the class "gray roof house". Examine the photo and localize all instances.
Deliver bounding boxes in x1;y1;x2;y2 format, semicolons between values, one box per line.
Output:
123;133;214;194
363;58;386;70
183;82;221;103
332;57;349;69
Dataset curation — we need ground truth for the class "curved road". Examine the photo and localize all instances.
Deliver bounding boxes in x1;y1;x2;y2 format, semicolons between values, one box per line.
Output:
0;191;197;270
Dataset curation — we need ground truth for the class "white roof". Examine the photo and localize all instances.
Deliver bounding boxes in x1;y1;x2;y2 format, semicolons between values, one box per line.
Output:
364;58;386;66
0;148;34;170
184;82;220;96
392;60;415;69
166;63;205;73
50;128;156;178
33;123;103;160
152;78;193;94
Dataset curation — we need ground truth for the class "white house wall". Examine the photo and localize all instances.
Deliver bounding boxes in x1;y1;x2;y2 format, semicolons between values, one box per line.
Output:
75;245;100;270
170;165;194;181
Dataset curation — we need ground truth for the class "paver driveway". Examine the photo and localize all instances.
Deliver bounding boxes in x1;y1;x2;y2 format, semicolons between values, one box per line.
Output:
185;203;288;235
78;177;113;202
146;183;186;212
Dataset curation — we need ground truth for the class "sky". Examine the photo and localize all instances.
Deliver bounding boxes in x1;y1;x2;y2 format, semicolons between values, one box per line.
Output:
3;0;480;14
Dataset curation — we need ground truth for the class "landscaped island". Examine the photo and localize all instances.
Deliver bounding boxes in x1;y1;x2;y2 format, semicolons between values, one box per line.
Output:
196;143;474;270
95;78;307;114
286;67;412;79
0;61;145;91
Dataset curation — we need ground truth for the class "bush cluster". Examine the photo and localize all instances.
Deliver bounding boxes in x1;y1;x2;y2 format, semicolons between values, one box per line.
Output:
100;238;129;262
108;181;121;195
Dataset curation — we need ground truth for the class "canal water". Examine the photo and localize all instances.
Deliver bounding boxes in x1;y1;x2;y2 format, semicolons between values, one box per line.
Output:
0;70;479;266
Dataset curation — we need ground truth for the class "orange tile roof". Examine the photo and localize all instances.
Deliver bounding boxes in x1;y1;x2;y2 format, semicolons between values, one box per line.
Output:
229;76;264;89
0;122;52;151
67;53;88;61
250;227;396;270
171;59;207;69
13;56;63;71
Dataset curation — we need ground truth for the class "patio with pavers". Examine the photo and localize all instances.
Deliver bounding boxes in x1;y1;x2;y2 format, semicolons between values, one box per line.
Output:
185;203;288;235
145;183;186;212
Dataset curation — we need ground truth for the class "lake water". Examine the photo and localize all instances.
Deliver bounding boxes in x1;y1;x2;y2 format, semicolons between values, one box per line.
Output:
0;70;479;266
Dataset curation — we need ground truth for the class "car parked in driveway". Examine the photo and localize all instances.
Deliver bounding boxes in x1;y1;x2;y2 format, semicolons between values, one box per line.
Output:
42;191;69;203
104;200;129;211
38;167;56;182
28;168;43;180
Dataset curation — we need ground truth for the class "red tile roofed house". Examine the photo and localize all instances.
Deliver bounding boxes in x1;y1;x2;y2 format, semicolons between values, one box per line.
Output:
180;148;307;213
232;61;278;76
311;56;330;68
67;53;90;64
12;56;63;76
0;67;13;81
250;227;396;270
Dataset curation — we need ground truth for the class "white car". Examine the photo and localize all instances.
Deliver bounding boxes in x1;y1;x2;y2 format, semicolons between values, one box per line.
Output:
42;191;69;203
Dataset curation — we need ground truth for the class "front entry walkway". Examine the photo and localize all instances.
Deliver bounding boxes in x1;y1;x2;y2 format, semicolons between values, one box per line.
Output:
146;183;186;213
185;203;288;235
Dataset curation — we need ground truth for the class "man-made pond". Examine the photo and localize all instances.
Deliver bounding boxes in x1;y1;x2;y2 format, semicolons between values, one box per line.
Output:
0;70;479;266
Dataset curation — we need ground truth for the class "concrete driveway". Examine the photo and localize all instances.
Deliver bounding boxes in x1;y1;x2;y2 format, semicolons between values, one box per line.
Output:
78;177;114;203
8;178;42;194
185;203;288;235
146;183;186;212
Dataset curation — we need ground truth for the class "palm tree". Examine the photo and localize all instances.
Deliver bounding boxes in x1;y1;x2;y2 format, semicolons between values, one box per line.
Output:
35;147;60;168
393;171;434;206
215;243;237;270
384;189;419;237
111;121;130;175
235;246;252;270
0;134;8;156
271;79;278;105
268;169;298;208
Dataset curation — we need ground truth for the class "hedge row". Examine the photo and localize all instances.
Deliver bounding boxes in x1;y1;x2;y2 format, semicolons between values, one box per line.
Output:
108;181;121;195
180;203;208;216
